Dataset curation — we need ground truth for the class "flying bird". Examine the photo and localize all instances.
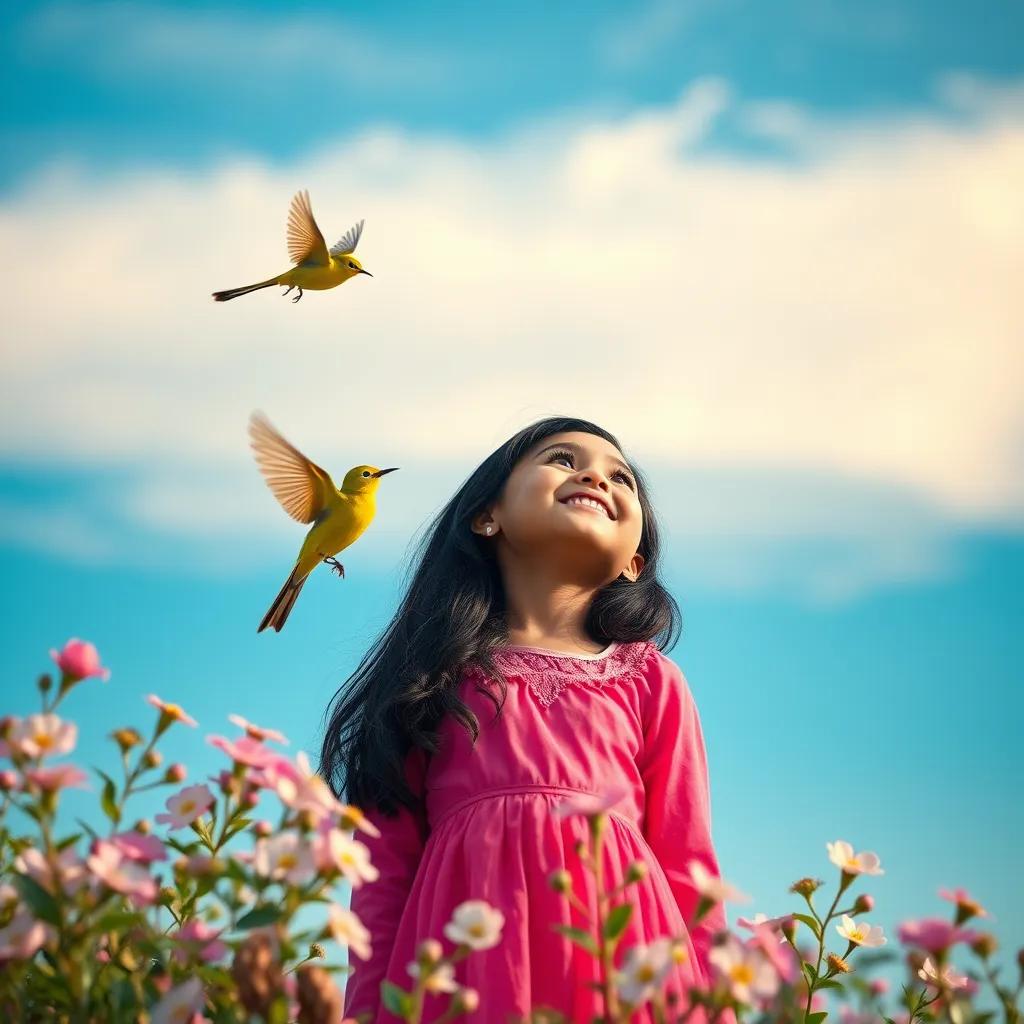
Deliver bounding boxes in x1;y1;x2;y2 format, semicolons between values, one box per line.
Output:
249;412;398;632
213;190;371;303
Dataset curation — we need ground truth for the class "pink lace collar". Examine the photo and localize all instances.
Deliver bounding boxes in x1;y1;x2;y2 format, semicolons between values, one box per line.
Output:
476;640;658;707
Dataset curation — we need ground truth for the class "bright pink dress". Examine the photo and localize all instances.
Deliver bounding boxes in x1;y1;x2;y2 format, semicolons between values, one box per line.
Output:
342;641;732;1024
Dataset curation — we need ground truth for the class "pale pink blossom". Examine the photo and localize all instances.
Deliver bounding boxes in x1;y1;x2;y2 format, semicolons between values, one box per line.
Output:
827;840;884;877
337;803;382;839
256;750;343;822
836;914;887;947
407;960;458;994
737;912;794;934
443;900;505;951
173;920;228;964
0;908;56;962
228;714;289;745
709;934;781;1005
552;785;630;818
898;917;979;954
15;846;92;896
253;832;316;885
50;638;110;682
939;887;990;919
24;764;88;791
328;905;372;961
668;859;751;904
151;977;206;1024
12;714;77;759
110;830;167;864
146;695;198;728
917;956;971;991
87;840;158;907
743;921;800;983
313;827;378;887
614;937;675;1007
208;734;278;768
155;784;215;828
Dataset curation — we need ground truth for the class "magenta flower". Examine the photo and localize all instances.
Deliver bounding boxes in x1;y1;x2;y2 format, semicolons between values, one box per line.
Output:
12;714;77;759
552;785;630;818
173;920;228;964
208;734;278;768
898;917;980;954
0;908;56;963
228;714;289;745
24;764;88;791
146;695;198;728
155;784;216;828
87;840;158;907
110;830;167;865
49;638;110;682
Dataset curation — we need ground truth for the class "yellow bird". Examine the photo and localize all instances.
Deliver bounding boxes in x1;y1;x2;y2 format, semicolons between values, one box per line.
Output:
213;190;372;303
250;412;398;632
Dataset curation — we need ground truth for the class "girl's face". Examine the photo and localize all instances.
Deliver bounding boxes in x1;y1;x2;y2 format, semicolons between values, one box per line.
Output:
473;430;645;585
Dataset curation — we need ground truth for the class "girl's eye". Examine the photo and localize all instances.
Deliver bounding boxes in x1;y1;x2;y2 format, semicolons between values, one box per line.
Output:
544;449;635;490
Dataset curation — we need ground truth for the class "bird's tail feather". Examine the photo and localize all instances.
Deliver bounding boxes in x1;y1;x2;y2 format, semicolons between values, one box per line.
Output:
258;568;308;632
212;277;279;302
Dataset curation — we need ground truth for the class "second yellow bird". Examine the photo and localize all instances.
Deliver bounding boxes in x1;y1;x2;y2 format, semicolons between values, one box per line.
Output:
250;412;398;632
213;190;372;303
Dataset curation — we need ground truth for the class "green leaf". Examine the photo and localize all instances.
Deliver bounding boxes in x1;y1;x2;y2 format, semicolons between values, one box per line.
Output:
56;833;82;851
13;873;60;925
817;978;845;991
236;905;283;930
551;924;598;956
381;981;413;1018
801;961;818;986
603;902;633;942
95;910;145;932
267;995;290;1024
792;913;822;938
806;1013;828;1024
96;769;120;825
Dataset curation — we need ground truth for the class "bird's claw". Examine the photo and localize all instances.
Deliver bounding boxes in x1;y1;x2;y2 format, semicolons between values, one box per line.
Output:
323;557;345;578
282;285;294;296
291;287;303;304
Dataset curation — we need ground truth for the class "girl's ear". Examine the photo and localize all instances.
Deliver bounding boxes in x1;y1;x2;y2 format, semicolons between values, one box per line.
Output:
471;510;498;537
620;552;645;582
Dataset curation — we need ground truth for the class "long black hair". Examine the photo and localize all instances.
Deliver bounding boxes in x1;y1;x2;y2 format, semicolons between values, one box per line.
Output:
317;416;681;818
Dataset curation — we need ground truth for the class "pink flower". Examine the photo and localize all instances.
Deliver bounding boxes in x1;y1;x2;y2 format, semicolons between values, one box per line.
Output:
737;913;794;934
253;832;316;885
87;840;158;907
151;977;206;1024
155;784;215;828
917;956;971;991
15;846;93;896
742;921;800;984
146;695;198;728
898;918;979;954
256;751;343;822
110;830;167;864
228;714;288;745
552;785;630;818
0;770;18;790
939;887;990;920
0;908;56;962
869;978;890;996
24;764;88;791
11;714;77;759
50;638;110;682
173;920;228;964
208;734;278;768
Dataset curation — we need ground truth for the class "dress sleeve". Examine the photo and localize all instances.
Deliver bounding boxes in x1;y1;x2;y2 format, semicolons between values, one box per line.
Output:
637;655;729;993
342;745;430;1022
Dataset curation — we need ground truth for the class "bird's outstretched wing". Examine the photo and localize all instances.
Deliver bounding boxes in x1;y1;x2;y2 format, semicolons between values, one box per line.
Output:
286;190;329;266
249;412;336;524
329;219;364;257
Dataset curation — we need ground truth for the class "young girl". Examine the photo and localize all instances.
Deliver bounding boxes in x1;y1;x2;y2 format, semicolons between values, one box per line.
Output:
320;416;733;1024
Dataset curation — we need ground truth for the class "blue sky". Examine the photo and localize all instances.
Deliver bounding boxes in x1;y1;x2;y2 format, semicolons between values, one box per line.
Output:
1;0;1021;1010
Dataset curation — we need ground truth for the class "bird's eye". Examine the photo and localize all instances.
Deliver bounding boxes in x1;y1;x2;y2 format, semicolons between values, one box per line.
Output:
349;262;356;269
362;471;370;477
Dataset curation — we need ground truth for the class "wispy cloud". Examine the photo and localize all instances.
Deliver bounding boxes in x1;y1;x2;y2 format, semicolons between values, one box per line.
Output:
1;75;1021;596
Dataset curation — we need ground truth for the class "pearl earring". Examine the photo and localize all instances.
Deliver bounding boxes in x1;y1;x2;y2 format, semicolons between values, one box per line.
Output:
485;526;493;535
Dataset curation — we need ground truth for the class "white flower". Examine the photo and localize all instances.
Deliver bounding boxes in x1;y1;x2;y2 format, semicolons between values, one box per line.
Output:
407;960;458;993
155;784;215;828
328;905;372;961
918;956;971;991
673;860;751;904
615;938;674;1007
443;900;505;951
253;832;316;885
827;840;884;876
151;976;206;1024
836;914;887;947
708;935;781;1005
13;714;77;759
324;831;379;888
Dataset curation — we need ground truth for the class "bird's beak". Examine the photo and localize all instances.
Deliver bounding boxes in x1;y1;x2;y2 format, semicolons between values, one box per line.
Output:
359;269;373;277
371;467;398;477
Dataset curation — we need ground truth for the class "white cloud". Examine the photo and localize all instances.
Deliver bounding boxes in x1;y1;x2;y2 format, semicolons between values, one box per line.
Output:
1;76;1022;595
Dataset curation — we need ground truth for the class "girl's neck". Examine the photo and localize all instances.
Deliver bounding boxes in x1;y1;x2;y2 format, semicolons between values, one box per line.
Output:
501;564;603;655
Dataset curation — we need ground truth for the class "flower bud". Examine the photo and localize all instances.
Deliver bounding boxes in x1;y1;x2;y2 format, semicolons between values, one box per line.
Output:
869;978;889;996
308;942;326;960
164;763;186;784
111;727;143;752
158;886;177;906
253;820;273;838
625;861;648;884
781;917;797;943
143;749;163;769
37;673;52;694
244;790;260;810
790;877;823;898
826;953;852;975
548;869;572;894
853;894;874;914
970;933;998;959
134;818;151;834
452;987;479;1014
0;770;18;791
670;941;689;964
417;938;443;966
573;840;586;858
